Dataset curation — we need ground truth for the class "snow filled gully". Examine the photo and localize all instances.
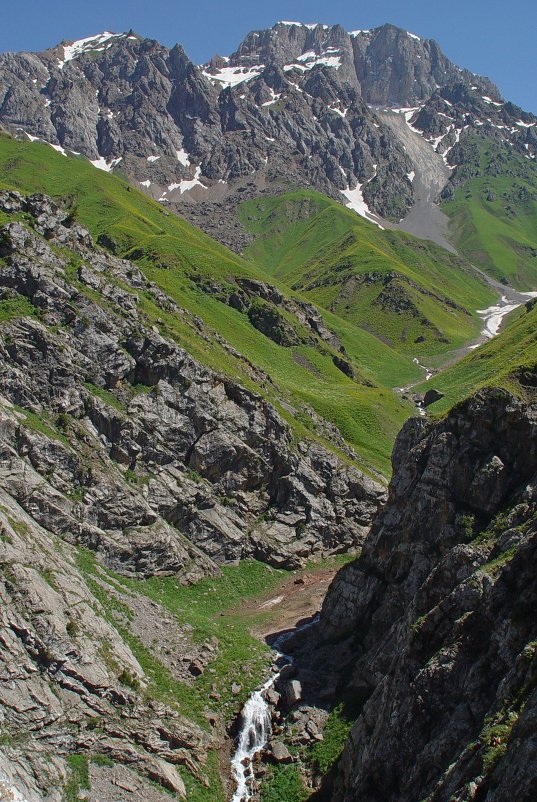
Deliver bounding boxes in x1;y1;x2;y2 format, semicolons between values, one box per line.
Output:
475;291;537;343
230;615;319;802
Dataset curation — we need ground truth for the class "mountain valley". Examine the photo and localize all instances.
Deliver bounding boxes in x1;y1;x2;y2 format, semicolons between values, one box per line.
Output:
0;16;535;802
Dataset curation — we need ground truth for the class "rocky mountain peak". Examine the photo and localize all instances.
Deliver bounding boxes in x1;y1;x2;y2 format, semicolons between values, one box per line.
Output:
219;20;500;107
0;19;532;251
40;30;140;70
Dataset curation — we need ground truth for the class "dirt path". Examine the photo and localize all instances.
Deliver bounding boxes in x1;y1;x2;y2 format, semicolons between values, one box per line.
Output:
235;565;344;641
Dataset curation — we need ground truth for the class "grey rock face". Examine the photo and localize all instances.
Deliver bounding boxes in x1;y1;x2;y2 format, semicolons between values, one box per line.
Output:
315;388;537;801
422;387;444;406
226;22;497;107
405;83;537;168
0;489;209;801
0;28;413;227
0;21;526;249
0;189;384;576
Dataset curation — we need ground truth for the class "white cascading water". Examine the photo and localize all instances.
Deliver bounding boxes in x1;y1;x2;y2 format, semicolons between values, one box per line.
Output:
230;675;277;802
229;615;319;801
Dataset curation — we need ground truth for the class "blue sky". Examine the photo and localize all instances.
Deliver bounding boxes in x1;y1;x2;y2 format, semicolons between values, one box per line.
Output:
2;0;536;112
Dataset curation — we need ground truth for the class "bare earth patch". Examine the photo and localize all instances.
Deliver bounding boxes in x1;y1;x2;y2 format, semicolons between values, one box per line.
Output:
235;565;343;640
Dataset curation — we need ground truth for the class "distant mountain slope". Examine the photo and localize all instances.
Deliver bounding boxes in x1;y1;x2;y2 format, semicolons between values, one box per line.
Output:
238;189;495;358
441;134;537;287
416;302;537;413
0;26;416;227
222;21;498;106
378;85;537;285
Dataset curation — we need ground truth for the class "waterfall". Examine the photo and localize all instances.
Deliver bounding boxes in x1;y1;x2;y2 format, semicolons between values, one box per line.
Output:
229;614;319;801
230;675;276;802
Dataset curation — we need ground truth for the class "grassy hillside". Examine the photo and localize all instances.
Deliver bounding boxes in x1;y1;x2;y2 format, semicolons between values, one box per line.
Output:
0;133;418;475
415;303;537;413
442;136;537;289
239;190;495;359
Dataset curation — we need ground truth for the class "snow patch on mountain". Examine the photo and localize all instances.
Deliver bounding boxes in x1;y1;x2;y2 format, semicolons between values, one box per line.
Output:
341;181;384;229
482;96;504;107
90;155;123;172
57;32;125;70
284;52;342;72
262;89;282;107
177;166;206;193
176;148;191;166
329;105;349;118
278;21;329;30
202;65;264;88
160;166;207;198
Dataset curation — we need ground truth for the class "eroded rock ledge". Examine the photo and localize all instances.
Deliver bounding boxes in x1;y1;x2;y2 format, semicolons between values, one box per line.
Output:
0;189;385;578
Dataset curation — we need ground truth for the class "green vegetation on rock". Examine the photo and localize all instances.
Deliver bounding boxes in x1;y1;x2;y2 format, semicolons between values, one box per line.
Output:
416;304;537;412
0;133;417;475
260;764;309;802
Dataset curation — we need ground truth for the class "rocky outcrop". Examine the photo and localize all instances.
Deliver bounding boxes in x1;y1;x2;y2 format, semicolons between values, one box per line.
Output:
0;28;413;230
312;388;537;800
0;189;384;576
0;20;533;252
423;84;536;163
0;501;212;800
225;22;498;108
1;21;530;249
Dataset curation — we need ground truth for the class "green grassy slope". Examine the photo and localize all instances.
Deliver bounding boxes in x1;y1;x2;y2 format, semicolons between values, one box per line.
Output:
442;136;537;289
415;303;537;414
0;133;417;475
239;190;495;359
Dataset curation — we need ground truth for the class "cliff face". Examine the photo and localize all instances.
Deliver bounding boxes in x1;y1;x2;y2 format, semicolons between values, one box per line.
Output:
228;22;499;107
0;28;414;234
1;22;534;253
0;498;209;801
318;388;537;801
0;21;515;250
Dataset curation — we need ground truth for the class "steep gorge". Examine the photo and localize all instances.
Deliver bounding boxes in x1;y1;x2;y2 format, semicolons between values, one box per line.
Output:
0;188;385;801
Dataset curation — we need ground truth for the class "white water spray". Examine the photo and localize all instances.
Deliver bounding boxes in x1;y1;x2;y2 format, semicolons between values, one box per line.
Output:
229;615;319;801
230;675;276;802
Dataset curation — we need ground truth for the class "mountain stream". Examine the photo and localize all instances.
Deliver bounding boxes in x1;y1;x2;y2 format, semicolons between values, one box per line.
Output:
230;616;319;802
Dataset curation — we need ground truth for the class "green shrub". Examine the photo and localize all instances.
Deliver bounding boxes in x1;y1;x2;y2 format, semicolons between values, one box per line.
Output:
260;764;309;802
63;754;89;802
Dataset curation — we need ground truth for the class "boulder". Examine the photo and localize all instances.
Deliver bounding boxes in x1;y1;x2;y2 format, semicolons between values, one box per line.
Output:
423;387;445;407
